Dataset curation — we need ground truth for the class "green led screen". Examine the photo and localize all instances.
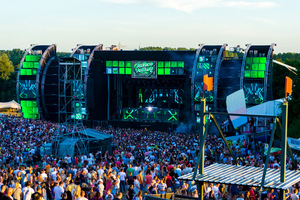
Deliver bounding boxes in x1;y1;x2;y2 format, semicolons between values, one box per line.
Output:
25;55;42;62
21;55;41;76
20;100;40;119
244;57;266;78
19;55;42;119
20;69;37;75
106;60;185;76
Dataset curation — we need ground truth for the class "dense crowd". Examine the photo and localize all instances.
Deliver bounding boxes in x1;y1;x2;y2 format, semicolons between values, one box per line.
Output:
0;115;299;200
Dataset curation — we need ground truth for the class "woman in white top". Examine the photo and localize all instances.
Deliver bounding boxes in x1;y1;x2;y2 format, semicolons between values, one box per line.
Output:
133;177;140;195
158;178;167;195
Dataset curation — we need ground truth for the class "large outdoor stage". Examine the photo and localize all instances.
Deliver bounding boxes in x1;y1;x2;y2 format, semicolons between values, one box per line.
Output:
17;44;276;130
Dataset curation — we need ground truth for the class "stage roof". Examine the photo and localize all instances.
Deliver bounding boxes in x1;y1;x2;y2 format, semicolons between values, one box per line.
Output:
179;163;300;190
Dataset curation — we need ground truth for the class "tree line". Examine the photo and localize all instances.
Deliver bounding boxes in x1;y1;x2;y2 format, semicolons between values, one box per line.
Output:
0;49;299;137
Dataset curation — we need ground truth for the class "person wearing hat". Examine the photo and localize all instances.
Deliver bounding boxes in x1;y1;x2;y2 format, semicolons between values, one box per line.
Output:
98;179;104;198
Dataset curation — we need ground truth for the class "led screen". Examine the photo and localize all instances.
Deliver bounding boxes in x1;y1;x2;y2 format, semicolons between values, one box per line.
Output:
19;80;37;98
194;82;214;102
106;60;185;76
20;100;40;119
122;108;179;123
244;57;266;79
131;61;157;79
244;83;264;104
139;89;184;105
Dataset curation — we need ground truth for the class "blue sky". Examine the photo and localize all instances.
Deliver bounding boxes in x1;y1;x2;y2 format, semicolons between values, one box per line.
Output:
0;0;299;53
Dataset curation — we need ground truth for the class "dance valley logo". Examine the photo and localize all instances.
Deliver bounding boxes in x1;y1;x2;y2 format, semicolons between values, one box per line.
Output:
132;61;157;78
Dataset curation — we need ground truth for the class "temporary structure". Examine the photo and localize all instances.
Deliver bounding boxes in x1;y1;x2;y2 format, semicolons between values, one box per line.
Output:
0;100;21;110
0;100;21;117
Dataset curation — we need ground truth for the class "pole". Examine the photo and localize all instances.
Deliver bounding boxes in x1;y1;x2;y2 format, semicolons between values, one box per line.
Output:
107;75;110;121
277;119;296;169
279;102;288;200
260;118;277;192
210;115;236;162
199;98;206;200
193;118;210;180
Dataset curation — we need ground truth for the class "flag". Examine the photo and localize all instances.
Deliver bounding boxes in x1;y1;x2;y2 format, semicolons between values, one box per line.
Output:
203;74;213;91
285;76;292;102
285;76;293;95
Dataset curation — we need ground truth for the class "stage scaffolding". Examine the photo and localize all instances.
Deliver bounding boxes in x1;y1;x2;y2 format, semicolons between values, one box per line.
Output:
53;57;88;157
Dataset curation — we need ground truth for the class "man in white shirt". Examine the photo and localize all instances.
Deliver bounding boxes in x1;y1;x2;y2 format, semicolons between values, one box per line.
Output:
87;156;94;166
13;167;20;177
212;183;220;199
118;169;126;192
22;182;35;200
290;188;299;200
97;166;104;178
174;165;182;177
65;155;72;164
51;168;58;182
206;183;213;197
53;182;64;200
41;170;48;181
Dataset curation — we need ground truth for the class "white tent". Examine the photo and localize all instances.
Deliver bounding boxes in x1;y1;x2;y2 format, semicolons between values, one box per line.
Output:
0;100;21;110
247;98;284;116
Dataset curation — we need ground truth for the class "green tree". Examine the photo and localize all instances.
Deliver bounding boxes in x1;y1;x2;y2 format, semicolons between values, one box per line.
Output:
286;60;300;137
274;53;300;62
139;46;196;51
57;52;71;57
163;47;177;51
273;58;300;138
139;46;163;51
0;53;14;80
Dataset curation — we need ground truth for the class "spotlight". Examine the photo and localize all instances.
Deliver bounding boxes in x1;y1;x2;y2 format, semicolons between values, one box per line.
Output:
147;106;153;112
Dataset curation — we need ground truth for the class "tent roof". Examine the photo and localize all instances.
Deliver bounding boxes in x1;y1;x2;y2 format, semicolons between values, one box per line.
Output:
0;100;21;109
179;163;300;190
59;138;80;157
247;98;284;117
79;128;112;140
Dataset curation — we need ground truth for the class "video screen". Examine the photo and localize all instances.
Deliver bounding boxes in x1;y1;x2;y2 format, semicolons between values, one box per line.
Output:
19;80;37;99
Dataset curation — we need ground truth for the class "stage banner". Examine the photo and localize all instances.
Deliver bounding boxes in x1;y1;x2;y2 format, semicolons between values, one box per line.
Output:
131;61;157;79
226;89;247;128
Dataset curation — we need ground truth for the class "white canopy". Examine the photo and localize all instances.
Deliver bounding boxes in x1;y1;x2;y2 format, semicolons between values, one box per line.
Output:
247;98;284;116
0;100;21;109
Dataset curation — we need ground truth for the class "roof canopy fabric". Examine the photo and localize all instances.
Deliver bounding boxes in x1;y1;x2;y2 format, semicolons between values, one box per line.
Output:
179;163;300;190
79;128;112;140
247;98;284;117
0;100;21;109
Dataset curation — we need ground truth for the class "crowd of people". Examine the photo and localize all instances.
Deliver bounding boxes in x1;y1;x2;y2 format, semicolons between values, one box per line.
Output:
0;115;299;200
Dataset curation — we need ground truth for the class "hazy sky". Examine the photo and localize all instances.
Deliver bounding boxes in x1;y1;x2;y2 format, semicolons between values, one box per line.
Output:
1;0;299;53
